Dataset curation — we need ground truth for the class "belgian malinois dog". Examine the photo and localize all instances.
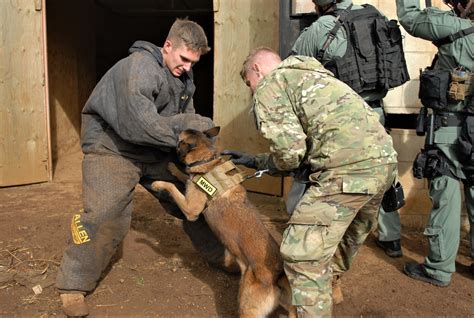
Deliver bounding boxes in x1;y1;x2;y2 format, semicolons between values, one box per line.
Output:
152;127;295;318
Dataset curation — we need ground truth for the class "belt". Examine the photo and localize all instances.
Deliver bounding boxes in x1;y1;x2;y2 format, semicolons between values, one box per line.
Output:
434;113;465;128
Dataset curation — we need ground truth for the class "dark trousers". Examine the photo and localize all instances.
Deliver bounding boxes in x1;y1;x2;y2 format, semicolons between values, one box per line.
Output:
56;153;225;293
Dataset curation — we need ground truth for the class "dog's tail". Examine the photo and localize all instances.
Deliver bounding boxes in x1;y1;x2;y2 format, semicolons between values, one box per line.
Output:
239;268;280;318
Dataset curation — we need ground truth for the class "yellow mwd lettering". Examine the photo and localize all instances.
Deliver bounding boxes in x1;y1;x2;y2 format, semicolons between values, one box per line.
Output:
196;176;217;196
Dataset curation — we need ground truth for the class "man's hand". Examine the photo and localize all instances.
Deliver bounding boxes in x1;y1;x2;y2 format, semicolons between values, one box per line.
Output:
221;150;257;169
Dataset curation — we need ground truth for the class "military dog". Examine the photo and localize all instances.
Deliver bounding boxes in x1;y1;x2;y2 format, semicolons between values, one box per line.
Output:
152;127;295;318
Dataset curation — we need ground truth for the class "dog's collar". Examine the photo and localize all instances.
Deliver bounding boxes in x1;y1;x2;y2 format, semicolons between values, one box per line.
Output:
191;160;246;198
186;156;222;175
186;155;218;168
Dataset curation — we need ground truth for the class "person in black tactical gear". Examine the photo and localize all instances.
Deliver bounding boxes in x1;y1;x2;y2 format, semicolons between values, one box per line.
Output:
397;0;474;287
56;18;235;317
290;0;410;303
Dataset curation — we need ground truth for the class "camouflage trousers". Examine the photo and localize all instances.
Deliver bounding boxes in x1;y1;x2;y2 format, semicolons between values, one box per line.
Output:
281;165;396;317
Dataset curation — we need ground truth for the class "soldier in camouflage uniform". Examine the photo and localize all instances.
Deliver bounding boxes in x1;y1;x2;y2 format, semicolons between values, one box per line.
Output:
225;48;398;317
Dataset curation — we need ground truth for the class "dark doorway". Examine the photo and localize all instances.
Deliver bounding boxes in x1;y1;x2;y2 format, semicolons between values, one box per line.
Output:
94;0;214;118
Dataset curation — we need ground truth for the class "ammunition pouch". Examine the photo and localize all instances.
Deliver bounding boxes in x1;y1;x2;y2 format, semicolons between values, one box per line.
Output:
419;67;473;111
419;69;450;110
381;181;405;212
448;68;473;102
434;112;464;128
412;148;453;180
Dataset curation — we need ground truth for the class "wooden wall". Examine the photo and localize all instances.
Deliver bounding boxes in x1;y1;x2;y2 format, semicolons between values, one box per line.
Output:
0;0;49;186
213;0;281;195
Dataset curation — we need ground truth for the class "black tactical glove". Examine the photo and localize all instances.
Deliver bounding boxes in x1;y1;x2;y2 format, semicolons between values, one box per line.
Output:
221;150;257;169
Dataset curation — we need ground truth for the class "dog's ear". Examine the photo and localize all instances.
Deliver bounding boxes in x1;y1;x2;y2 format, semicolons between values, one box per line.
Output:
203;126;220;138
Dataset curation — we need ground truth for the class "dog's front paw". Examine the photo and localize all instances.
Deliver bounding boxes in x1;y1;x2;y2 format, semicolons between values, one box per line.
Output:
151;181;168;192
168;163;183;177
167;162;178;172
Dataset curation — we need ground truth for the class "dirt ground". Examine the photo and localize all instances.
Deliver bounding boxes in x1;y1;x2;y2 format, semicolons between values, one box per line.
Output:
1;152;473;317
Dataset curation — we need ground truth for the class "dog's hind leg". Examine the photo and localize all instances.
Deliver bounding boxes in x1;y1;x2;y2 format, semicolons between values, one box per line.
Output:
239;269;280;318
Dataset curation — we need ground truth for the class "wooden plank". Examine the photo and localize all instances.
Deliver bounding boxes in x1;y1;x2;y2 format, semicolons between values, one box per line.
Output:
0;0;50;186
213;0;281;195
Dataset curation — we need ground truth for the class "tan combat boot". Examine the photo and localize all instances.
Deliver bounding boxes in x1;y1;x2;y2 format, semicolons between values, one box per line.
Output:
332;276;344;305
60;293;89;317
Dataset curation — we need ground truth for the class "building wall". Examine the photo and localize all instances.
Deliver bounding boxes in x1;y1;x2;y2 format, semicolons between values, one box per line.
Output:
0;0;49;186
213;0;281;195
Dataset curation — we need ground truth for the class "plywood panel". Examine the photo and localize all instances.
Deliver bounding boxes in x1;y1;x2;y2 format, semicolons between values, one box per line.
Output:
214;0;280;195
0;0;49;186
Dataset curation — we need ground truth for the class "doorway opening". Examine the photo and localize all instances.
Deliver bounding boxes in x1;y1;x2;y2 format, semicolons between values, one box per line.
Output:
46;0;214;179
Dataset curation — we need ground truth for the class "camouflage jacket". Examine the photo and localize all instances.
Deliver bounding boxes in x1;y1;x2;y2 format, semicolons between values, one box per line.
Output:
253;55;398;195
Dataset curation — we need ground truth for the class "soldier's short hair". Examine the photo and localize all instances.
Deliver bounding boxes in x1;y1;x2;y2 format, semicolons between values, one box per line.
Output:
166;18;211;55
240;47;279;80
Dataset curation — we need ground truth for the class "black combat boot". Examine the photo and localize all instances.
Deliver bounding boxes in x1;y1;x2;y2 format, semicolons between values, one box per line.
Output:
376;239;403;257
404;262;450;287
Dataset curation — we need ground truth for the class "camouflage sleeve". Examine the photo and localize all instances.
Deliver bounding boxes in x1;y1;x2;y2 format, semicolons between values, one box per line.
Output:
253;78;307;172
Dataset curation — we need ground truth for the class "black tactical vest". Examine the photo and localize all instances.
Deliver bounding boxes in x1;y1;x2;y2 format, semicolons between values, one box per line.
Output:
318;4;410;94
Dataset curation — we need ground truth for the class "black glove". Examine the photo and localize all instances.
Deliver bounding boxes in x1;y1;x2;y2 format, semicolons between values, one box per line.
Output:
221;150;257;169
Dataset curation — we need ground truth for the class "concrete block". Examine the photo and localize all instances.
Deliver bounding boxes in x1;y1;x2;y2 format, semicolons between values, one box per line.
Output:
405;52;435;80
391;129;425;162
402;80;423;109
397;162;426;190
376;1;397;19
384;85;403;109
403;32;437;54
